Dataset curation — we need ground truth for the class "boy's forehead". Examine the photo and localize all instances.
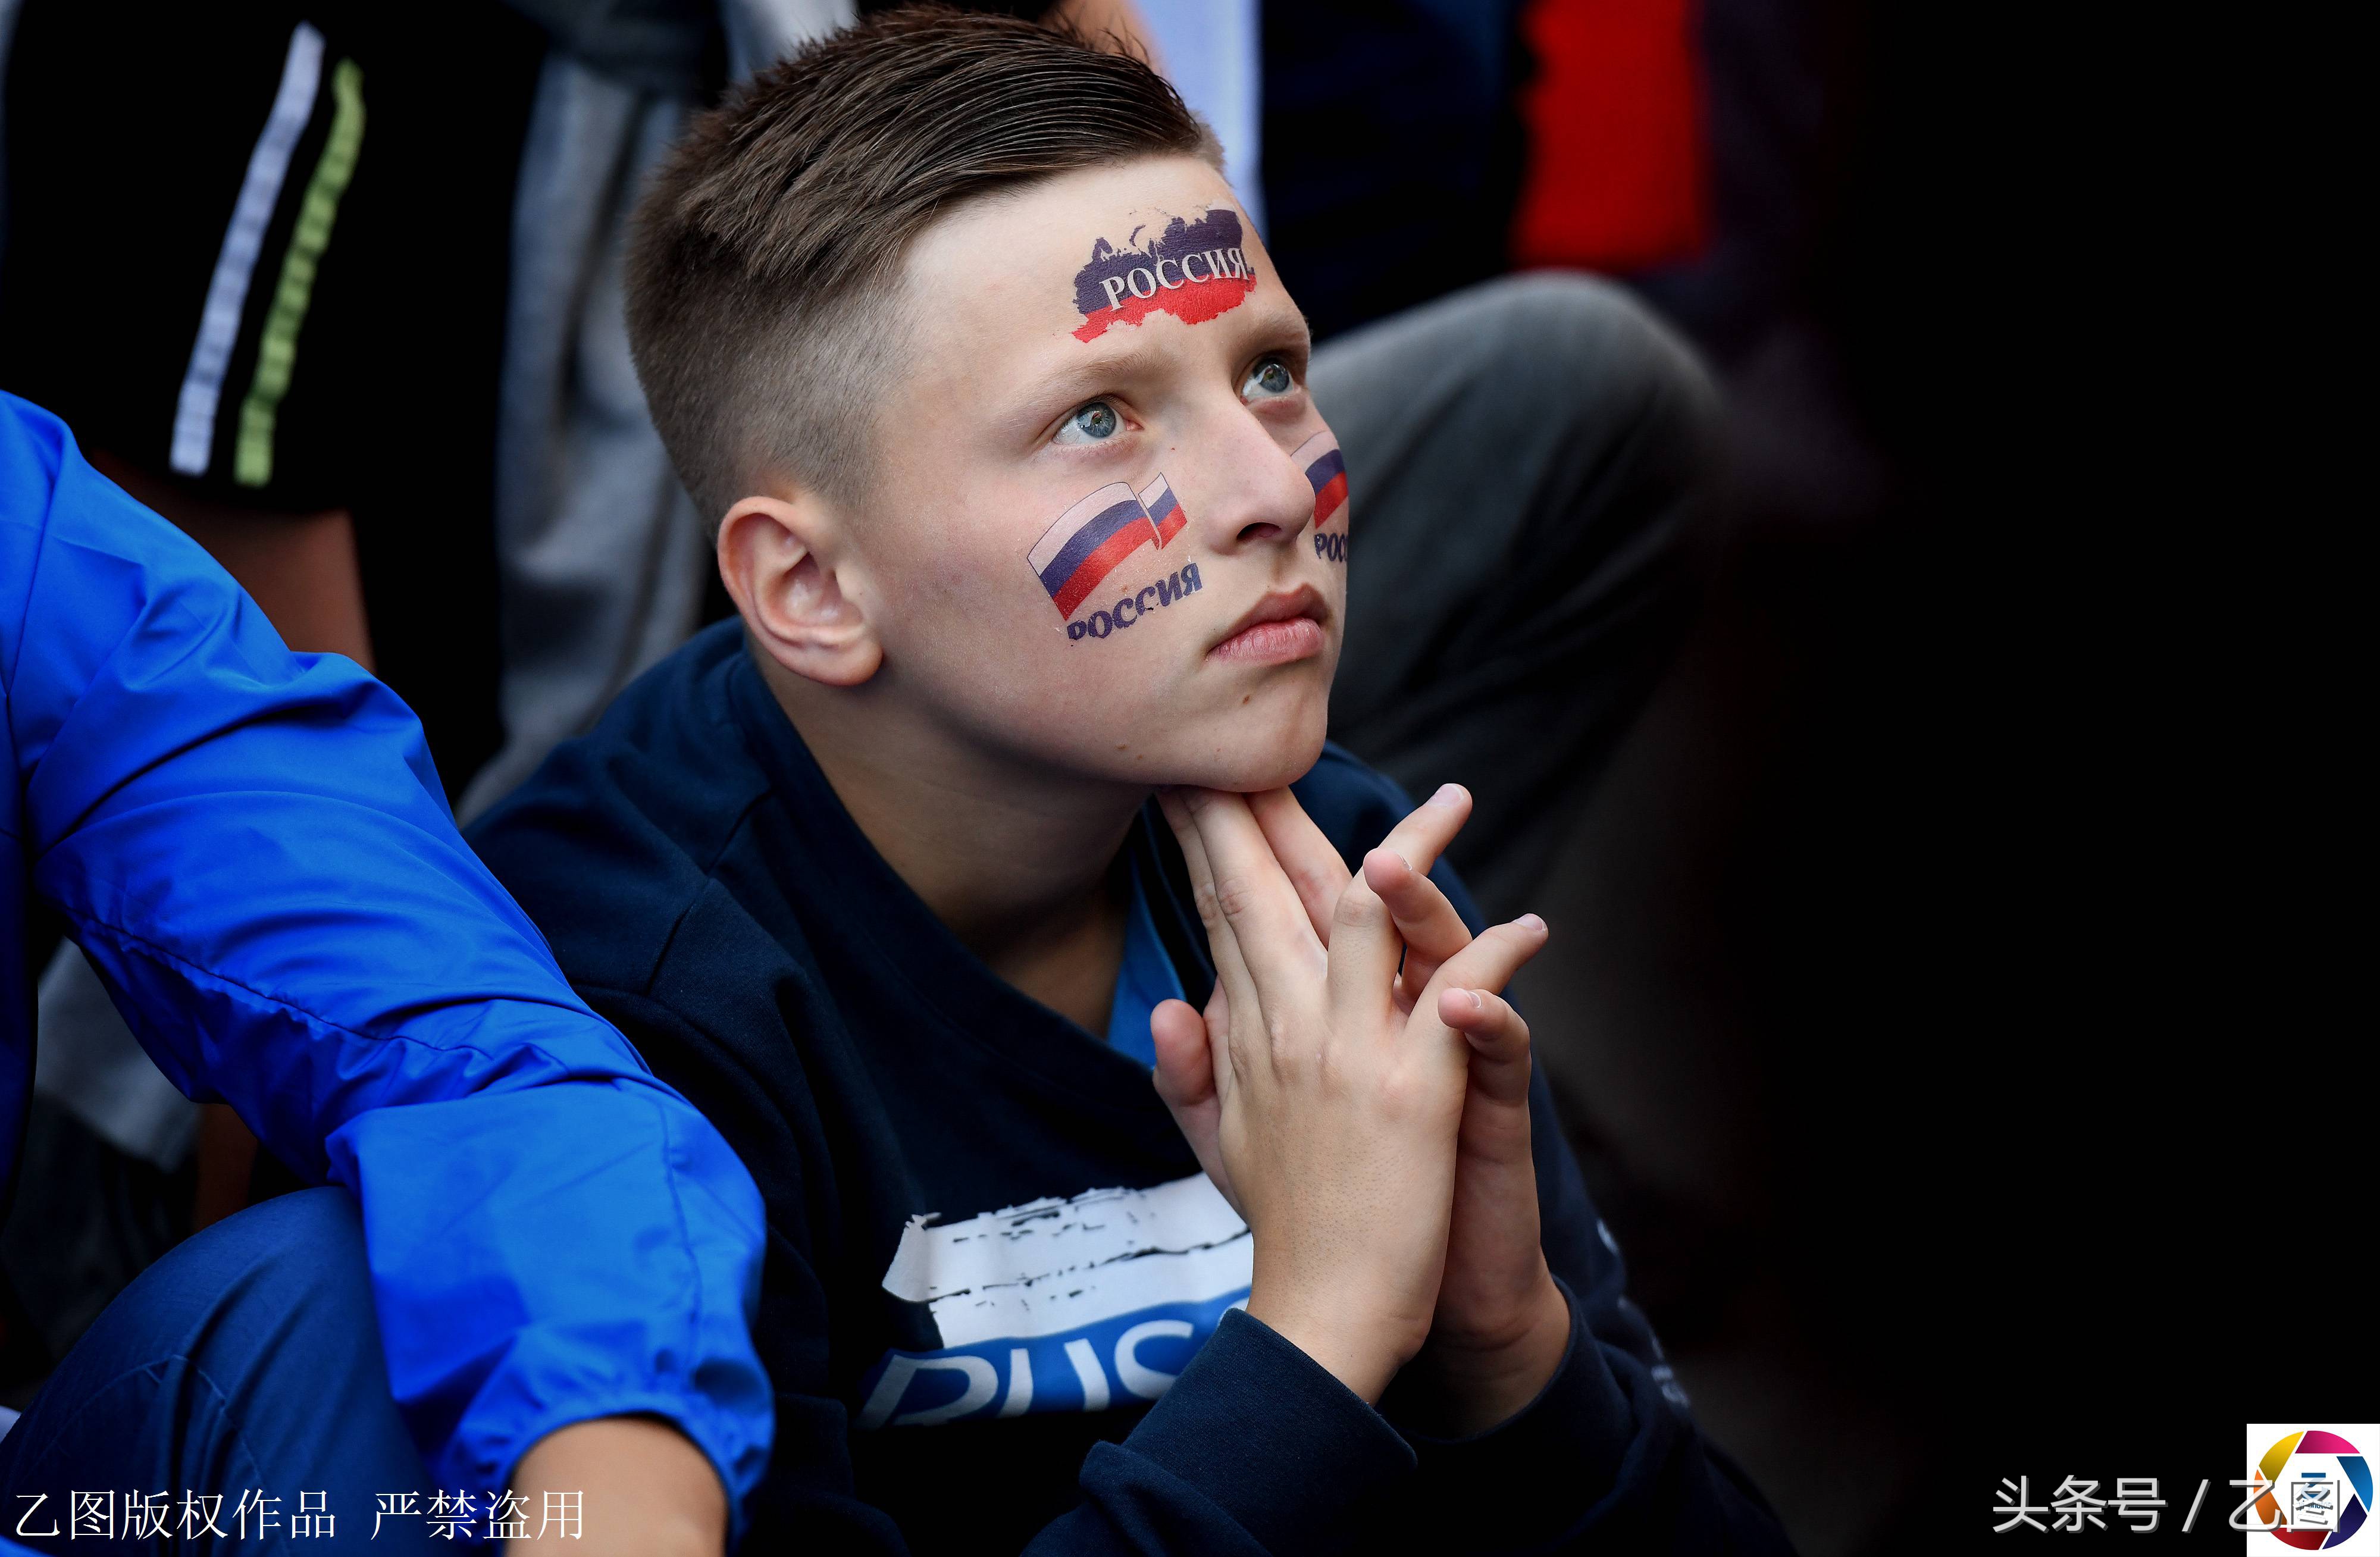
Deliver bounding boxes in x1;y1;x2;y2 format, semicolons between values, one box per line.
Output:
902;158;1265;368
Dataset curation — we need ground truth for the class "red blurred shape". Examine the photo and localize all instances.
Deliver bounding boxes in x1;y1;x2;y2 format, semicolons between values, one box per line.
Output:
1510;0;1711;273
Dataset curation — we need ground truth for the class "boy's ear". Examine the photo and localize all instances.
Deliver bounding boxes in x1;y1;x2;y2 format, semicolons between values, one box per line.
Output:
718;493;883;688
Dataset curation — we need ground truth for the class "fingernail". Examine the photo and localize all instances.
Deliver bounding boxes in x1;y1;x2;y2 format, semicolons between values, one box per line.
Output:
1517;913;1546;934
1467;989;1486;1013
1430;783;1461;806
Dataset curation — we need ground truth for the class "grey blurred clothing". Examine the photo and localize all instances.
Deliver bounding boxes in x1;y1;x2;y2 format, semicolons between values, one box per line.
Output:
32;942;194;1170
464;0;851;820
1317;272;1722;917
458;55;710;821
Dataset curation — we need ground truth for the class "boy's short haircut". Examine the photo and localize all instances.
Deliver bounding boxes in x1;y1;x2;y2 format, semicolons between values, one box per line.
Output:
625;6;1219;523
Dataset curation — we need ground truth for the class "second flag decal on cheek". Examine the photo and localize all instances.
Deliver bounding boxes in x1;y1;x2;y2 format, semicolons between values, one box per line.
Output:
1297;430;1349;564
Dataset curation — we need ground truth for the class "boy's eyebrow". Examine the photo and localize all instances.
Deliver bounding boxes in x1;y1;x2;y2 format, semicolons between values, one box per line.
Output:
1031;339;1181;405
1026;302;1316;407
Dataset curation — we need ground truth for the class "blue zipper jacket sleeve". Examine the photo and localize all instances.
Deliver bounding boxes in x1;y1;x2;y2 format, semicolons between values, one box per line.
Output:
0;393;773;1517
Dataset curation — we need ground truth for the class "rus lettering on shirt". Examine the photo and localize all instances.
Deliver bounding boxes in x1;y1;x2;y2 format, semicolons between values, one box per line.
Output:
858;1174;1251;1430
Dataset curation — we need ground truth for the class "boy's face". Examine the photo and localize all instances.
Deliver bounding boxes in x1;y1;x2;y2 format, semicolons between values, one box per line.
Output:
838;156;1347;792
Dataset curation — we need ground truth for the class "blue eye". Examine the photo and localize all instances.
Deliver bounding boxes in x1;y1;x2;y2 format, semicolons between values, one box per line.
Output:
1056;401;1120;444
1242;357;1295;400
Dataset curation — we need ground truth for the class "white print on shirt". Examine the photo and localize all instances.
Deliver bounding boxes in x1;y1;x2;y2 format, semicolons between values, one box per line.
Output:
857;1173;1251;1429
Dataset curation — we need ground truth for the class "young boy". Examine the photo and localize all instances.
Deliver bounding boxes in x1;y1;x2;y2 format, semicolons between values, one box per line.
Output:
470;10;1787;1553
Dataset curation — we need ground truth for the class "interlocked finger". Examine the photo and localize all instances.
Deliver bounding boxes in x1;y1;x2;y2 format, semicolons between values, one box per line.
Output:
1410;914;1551;1039
1360;847;1473;1001
1159;790;1263;1087
1176;788;1327;1009
1374;783;1473;882
1250;788;1352;944
1321;866;1403;1033
1434;986;1535;1107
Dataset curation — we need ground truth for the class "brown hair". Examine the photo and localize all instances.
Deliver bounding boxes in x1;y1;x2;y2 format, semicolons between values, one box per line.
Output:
625;5;1217;522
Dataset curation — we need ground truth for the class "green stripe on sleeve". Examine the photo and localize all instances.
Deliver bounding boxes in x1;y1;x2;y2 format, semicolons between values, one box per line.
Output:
234;56;365;488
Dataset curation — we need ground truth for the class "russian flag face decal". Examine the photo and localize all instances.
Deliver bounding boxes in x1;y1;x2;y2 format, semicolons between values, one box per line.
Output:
1138;472;1186;546
1295;430;1348;528
1029;483;1161;621
1071;208;1257;342
1028;472;1197;636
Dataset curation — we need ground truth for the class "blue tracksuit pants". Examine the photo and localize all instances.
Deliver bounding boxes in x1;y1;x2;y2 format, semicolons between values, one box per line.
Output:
0;1190;439;1552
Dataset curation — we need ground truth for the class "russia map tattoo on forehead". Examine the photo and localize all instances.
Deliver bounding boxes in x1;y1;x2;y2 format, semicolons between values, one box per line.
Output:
1071;208;1255;342
1029;474;1201;643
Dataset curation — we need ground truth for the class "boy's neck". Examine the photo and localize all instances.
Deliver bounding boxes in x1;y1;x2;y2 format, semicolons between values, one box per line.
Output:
757;652;1142;1033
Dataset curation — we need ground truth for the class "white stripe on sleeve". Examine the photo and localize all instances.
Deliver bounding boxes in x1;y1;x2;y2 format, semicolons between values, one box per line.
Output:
168;21;325;477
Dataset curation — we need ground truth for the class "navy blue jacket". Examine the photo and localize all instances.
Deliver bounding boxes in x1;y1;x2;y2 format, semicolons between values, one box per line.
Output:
471;621;1791;1553
0;394;772;1533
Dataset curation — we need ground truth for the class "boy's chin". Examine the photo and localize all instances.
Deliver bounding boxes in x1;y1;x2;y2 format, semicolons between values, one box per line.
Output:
1154;717;1329;794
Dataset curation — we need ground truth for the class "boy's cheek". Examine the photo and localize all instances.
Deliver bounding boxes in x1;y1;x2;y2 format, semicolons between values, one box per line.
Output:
886;561;1211;713
1045;557;1214;653
880;474;1341;765
1017;568;1224;715
1031;568;1338;738
947;474;1226;682
898;573;1330;787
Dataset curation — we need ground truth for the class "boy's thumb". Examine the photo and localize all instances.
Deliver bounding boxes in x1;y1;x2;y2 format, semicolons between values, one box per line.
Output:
1149;998;1216;1110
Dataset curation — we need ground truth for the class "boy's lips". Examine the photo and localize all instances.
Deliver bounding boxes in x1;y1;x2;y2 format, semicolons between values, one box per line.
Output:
1208;584;1328;666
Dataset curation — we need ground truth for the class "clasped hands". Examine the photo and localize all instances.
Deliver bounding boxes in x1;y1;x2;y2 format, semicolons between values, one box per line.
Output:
1150;784;1571;1436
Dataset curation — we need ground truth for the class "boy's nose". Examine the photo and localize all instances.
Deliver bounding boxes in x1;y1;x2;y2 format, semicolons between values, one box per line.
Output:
1188;418;1322;553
